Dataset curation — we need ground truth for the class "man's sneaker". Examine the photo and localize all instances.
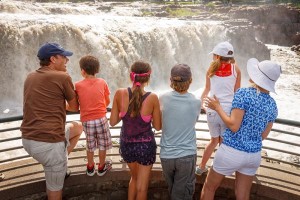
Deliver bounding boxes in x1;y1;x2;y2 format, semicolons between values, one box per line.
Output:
195;166;208;176
65;168;71;179
97;160;112;176
86;163;96;176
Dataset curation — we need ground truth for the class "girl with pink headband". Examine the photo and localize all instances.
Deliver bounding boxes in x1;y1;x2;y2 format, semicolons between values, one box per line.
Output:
110;61;161;200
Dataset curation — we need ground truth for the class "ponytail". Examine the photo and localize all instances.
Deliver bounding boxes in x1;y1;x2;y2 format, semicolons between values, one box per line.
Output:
128;61;151;117
128;86;143;117
208;59;221;78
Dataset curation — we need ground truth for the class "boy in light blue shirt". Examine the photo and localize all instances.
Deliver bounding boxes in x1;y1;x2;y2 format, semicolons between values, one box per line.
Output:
159;64;201;200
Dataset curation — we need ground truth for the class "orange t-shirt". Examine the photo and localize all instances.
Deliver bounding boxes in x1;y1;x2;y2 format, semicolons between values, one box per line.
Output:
75;78;110;122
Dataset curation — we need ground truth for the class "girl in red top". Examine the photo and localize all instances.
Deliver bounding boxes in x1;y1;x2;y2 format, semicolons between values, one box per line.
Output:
196;42;241;175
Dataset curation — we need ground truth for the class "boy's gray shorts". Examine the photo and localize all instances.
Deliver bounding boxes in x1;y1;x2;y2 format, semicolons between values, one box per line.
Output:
161;154;197;200
22;125;71;191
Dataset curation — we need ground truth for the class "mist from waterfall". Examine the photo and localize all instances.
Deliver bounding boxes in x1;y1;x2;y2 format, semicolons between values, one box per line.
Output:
0;8;230;116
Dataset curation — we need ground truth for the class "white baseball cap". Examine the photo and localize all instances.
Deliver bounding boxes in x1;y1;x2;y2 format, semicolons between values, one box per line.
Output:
210;41;234;58
247;58;282;94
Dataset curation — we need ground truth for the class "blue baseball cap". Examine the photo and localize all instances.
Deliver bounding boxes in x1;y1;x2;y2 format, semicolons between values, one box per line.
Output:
37;42;73;60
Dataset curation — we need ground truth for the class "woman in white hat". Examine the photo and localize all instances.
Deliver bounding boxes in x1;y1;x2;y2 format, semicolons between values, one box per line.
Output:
200;58;281;200
196;41;241;175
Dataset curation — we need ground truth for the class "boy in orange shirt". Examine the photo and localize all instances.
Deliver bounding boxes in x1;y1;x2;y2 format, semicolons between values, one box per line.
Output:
75;55;112;176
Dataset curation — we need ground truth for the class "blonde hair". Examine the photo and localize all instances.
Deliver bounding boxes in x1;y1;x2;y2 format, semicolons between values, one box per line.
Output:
170;79;192;93
207;56;235;78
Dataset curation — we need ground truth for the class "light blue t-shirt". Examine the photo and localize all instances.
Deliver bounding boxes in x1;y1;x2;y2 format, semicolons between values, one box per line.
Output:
159;91;201;159
223;87;278;153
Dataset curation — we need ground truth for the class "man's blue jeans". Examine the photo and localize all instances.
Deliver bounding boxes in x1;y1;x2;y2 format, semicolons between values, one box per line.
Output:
161;154;197;200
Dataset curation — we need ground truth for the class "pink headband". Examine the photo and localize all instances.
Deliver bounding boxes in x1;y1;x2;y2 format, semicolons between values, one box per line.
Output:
130;71;151;82
130;71;151;88
134;82;141;87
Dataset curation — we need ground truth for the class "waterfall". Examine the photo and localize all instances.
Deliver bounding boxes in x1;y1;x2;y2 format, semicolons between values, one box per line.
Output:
0;1;268;117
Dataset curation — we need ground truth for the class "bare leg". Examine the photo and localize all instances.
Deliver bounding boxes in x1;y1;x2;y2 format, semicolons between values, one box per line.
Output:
135;164;152;200
127;162;138;200
200;168;225;200
47;189;62;200
67;121;82;155
87;151;94;167
127;162;152;200
99;150;106;167
235;172;254;200
199;137;220;169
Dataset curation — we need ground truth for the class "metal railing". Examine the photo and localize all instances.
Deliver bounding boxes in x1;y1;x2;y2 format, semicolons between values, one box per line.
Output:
1;112;300;200
1;112;300;167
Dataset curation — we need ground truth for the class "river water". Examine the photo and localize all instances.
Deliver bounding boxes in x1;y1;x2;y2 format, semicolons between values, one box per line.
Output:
0;1;299;162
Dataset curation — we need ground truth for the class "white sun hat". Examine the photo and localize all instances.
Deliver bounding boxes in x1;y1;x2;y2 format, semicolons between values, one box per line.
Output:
210;41;234;57
247;58;282;94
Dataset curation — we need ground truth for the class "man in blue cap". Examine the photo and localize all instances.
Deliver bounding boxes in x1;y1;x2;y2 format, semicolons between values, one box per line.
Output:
21;42;83;200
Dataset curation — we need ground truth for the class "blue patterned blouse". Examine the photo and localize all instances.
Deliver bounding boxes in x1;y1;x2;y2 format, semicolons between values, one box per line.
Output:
223;87;278;153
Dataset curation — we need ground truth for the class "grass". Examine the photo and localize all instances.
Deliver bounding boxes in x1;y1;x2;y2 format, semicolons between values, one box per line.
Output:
205;2;215;10
165;7;200;17
159;1;196;5
294;3;300;8
142;11;154;17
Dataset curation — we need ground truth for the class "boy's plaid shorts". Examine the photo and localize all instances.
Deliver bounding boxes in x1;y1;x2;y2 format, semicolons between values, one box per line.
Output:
83;117;112;152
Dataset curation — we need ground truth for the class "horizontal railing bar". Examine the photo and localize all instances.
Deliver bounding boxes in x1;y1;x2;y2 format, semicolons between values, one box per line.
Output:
2;149;298;168
197;119;207;123
0;146;24;153
1;144;298;162
3;146;298;167
0;136;21;143
262;146;300;157
0;155;30;164
196;128;209;132
0;127;20;133
109;126;122;129
275;118;300;128
68;153;300;168
259;163;300;176
196;138;210;142
0;138;209;154
1;162;38;172
261;156;300;168
0;115;23;123
1;115;300;128
270;128;300;137
265;138;300;147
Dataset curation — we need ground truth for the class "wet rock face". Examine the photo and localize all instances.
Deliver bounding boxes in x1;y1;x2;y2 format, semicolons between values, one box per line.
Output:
151;4;299;47
227;24;271;62
228;5;300;46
